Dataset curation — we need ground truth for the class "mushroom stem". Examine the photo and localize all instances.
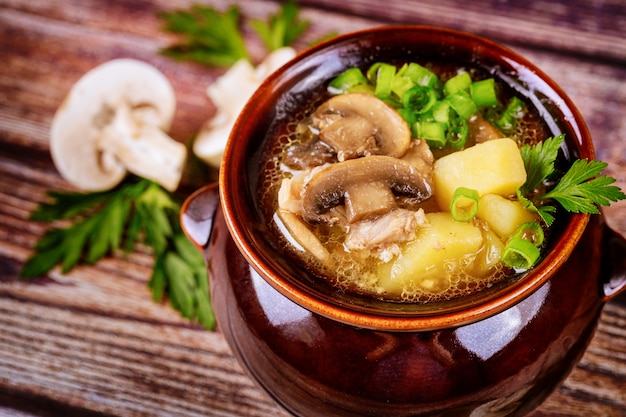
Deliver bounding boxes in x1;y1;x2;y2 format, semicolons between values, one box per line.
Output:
97;102;186;192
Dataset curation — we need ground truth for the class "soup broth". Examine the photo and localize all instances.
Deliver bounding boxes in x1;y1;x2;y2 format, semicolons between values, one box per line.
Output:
257;60;552;303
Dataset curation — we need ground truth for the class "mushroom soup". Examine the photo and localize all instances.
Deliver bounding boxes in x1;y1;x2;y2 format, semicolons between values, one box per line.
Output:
256;60;553;303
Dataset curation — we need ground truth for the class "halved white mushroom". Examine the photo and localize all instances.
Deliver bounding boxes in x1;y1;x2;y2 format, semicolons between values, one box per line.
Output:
193;47;297;167
50;58;185;192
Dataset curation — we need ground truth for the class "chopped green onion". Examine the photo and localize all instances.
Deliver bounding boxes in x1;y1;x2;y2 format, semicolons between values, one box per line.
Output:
444;72;472;95
329;68;367;93
397;108;417;125
395;63;409;76
470;78;498;107
501;237;541;270
496;96;526;133
511;222;544;247
432;101;451;124
403;62;439;88
414;121;446;148
346;83;375;95
446;117;469;149
391;74;415;98
367;62;396;98
446;90;478;120
450;187;479;222
402;85;437;114
366;62;383;82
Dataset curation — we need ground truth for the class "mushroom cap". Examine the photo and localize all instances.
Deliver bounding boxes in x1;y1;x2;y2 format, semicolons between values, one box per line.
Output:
301;155;432;224
50;58;176;191
312;93;412;159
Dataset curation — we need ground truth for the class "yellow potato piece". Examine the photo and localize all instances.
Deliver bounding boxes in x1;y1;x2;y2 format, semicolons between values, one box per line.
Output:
476;194;537;239
377;212;483;295
433;138;527;210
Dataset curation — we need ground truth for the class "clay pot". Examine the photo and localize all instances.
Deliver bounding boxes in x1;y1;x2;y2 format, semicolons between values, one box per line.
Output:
181;26;626;417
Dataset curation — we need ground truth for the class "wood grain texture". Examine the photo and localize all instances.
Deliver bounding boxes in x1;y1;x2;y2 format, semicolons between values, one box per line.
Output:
1;0;625;416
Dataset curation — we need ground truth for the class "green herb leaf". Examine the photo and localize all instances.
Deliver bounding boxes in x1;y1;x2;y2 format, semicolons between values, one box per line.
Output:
30;189;115;221
517;135;626;225
149;254;168;302
519;134;564;194
22;178;216;331
160;5;249;67
164;251;195;319
536;204;557;226
250;1;309;51
540;159;626;214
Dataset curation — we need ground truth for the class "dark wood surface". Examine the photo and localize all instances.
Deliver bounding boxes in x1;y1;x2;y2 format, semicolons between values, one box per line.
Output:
1;1;625;416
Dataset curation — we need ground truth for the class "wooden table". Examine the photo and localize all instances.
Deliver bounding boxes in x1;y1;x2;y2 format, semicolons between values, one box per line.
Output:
1;0;625;415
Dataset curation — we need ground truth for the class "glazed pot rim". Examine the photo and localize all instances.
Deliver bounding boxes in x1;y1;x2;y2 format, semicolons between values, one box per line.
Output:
219;25;593;331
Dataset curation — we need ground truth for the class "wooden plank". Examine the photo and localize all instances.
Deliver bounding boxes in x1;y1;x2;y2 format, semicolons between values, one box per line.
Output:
299;0;626;62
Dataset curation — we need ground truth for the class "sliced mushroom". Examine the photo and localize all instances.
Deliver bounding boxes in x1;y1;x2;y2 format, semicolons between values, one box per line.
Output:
312;93;411;159
301;155;432;224
276;209;330;265
400;139;435;181
50;59;185;191
284;138;336;170
193;47;297;167
468;114;504;143
318;115;378;161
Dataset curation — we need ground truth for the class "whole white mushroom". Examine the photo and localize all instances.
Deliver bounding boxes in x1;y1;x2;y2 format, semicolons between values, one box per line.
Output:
50;59;186;192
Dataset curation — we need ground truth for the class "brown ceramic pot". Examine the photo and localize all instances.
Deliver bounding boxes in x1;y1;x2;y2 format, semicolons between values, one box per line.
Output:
181;26;626;417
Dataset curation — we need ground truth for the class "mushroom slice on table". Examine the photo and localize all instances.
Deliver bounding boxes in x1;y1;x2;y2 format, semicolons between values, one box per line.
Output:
50;58;185;192
301;155;432;224
312;93;412;160
193;47;297;168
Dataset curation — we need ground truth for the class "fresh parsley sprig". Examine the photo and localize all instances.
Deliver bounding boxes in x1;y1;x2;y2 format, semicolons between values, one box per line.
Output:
518;135;626;226
160;2;310;67
21;178;216;330
159;5;249;67
250;0;309;51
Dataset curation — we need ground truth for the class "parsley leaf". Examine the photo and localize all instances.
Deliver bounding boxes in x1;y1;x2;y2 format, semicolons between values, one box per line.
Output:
250;0;310;51
159;5;249;67
519;134;564;194
518;135;626;226
160;2;312;66
21;178;216;331
541;159;625;214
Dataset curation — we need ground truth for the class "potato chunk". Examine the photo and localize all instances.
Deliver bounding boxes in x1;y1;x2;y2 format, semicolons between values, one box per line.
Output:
377;212;483;295
476;194;537;239
433;138;526;210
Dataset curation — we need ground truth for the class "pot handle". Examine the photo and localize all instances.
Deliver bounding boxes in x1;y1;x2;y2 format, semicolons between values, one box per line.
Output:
601;222;626;301
180;183;220;250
